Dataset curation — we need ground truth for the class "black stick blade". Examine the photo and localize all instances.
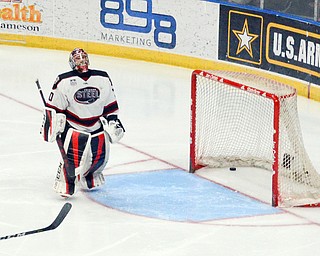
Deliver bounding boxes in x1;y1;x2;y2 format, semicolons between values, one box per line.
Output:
45;202;72;230
0;203;72;240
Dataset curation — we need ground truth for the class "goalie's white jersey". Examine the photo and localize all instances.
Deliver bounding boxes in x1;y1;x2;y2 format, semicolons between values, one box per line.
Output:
46;69;119;133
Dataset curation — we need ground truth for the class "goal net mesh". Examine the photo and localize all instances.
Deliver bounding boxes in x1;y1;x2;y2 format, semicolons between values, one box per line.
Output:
191;70;320;207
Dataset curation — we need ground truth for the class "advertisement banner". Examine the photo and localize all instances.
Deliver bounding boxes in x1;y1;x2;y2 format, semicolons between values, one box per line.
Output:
0;0;219;60
0;0;42;36
218;4;320;85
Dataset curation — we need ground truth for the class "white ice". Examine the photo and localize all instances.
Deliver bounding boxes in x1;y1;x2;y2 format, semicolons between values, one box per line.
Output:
1;45;320;256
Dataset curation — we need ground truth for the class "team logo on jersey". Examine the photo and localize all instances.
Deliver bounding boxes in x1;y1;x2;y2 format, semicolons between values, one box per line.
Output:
74;87;100;104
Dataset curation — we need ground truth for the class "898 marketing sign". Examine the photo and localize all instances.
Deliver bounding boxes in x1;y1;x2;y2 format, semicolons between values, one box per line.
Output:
100;0;176;49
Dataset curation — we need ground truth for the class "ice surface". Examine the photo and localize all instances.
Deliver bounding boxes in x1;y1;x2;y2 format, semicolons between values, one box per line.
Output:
1;45;320;256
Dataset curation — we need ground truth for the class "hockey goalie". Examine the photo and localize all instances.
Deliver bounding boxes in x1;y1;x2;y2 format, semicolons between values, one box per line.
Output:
40;48;125;197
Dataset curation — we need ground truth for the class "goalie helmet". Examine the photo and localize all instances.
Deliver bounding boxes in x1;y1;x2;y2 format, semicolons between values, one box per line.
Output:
69;48;89;73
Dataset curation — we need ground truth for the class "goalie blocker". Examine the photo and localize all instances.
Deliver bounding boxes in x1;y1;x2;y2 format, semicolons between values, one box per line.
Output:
40;107;66;142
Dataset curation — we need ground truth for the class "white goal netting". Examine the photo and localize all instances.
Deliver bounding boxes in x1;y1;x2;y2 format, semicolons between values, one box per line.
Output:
190;70;320;207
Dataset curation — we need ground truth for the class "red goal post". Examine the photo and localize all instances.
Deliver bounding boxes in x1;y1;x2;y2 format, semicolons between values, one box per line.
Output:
190;70;320;207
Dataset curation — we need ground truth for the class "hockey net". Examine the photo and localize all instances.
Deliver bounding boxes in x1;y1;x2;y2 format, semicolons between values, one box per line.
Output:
190;70;320;207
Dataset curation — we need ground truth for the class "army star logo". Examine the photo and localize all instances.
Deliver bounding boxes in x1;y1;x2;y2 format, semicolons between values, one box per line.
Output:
232;19;258;58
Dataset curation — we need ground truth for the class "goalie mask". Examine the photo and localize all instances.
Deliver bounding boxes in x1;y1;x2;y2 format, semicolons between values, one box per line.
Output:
69;48;89;73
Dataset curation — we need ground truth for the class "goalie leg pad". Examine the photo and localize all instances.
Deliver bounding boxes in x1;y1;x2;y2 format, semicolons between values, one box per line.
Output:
63;128;92;176
81;173;105;190
81;131;110;189
53;161;77;197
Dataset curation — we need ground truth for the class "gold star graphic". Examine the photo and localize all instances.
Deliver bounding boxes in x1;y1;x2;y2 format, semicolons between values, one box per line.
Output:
232;19;258;58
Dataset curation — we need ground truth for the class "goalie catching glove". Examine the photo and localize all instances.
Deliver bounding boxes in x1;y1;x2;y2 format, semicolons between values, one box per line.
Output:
100;115;125;143
40;107;66;142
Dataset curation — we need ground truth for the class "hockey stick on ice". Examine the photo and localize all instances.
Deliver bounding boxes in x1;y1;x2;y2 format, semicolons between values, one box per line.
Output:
35;79;75;177
0;203;72;240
